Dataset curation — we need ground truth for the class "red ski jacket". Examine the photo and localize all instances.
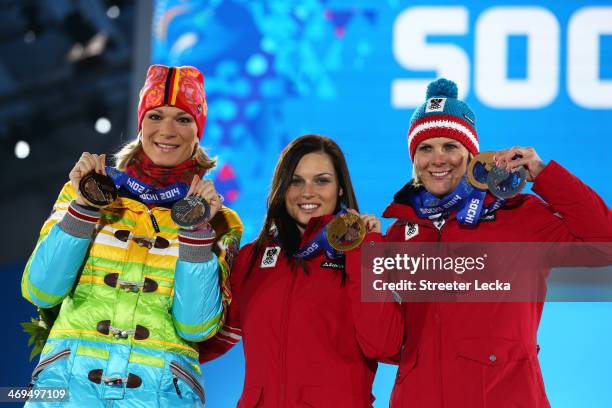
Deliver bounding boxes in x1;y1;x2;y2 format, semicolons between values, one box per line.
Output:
199;215;403;407
383;161;612;408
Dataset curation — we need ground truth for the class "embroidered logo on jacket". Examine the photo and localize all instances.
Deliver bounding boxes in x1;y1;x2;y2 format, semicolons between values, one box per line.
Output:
426;97;446;112
261;246;280;268
320;260;345;270
405;223;419;240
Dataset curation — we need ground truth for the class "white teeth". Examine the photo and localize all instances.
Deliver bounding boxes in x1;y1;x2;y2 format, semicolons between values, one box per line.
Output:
299;204;319;210
156;143;178;149
431;171;450;177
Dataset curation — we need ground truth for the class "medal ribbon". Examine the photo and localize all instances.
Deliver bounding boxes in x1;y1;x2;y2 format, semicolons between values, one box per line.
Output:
294;208;349;260
410;178;504;225
106;167;189;205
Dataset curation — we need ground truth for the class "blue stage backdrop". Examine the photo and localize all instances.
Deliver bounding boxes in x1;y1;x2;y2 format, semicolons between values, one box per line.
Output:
151;1;612;406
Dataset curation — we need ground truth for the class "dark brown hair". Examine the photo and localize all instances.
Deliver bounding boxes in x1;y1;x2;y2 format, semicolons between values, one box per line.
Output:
249;134;359;272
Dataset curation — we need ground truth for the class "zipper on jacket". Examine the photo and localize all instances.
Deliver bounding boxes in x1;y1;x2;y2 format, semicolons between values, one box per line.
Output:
278;265;298;407
148;208;160;233
172;376;182;397
31;348;71;382
170;361;205;404
435;224;444;406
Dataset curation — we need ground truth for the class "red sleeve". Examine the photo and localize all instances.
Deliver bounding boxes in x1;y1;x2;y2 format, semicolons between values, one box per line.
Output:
345;232;404;360
531;160;612;241
198;244;254;363
523;161;612;268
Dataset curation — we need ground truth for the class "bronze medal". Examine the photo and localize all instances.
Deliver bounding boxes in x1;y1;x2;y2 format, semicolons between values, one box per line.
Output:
171;196;211;230
467;151;527;198
467;151;496;190
326;212;366;252
79;172;118;208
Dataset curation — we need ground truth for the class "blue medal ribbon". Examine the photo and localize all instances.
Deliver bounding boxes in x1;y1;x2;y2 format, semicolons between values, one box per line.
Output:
106;167;189;205
410;178;504;226
294;208;349;260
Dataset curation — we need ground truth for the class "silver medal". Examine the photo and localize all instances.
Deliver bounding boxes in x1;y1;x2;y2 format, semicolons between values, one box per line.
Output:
171;196;211;230
486;166;527;199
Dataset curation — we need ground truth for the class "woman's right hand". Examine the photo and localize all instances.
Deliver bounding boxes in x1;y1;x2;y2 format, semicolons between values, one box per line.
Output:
69;152;106;205
347;209;382;234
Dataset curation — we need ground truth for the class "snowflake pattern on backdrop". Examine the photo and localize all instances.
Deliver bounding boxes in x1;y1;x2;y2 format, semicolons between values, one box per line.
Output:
152;0;380;239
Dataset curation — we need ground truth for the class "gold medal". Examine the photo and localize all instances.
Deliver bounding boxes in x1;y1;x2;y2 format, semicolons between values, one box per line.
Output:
467;151;496;190
326;212;366;252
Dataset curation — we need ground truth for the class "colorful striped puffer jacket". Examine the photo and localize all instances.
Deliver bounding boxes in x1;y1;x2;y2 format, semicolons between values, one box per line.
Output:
21;181;242;407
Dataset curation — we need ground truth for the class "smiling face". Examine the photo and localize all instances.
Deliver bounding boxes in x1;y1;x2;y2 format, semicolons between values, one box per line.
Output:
140;106;198;167
414;137;469;197
285;152;339;234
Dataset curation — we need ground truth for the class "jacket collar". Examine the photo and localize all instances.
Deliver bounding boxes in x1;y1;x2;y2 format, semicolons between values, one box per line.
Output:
299;214;335;246
108;194;161;213
382;181;526;223
382;182;430;223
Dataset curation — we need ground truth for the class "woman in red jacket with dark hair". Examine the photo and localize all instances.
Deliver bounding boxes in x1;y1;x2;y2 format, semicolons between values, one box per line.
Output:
199;134;403;407
383;78;612;407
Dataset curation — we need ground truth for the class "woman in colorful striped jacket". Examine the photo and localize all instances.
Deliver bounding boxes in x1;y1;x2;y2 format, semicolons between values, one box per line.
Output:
21;64;242;407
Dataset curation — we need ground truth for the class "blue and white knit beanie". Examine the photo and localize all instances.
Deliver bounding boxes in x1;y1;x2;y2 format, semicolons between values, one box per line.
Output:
407;78;479;160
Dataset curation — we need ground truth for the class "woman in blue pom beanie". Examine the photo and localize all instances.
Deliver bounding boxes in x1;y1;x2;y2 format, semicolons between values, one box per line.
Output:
381;78;612;407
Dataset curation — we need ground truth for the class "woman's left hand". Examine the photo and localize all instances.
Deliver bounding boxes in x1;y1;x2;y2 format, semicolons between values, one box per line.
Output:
347;209;382;233
187;175;223;220
494;146;546;182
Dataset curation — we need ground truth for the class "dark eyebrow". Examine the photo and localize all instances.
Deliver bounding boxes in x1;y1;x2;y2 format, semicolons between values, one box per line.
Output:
292;172;333;179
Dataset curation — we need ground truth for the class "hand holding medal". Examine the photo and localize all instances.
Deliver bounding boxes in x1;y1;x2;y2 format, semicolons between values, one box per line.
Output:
493;147;546;182
171;175;222;230
294;208;381;259
70;152;117;207
467;148;543;198
326;209;380;252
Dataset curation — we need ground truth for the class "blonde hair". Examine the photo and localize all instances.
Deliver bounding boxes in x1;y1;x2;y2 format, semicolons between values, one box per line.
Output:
114;136;216;171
